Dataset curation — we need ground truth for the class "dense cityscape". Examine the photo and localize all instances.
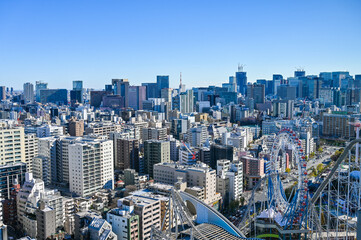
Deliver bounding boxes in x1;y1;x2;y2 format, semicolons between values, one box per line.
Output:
0;68;360;239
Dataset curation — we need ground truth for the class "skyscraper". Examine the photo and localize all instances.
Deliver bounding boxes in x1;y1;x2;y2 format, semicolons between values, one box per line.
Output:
0;86;5;100
156;75;169;97
70;80;83;104
68;139;114;197
246;83;265;105
23;82;34;103
35;81;48;102
128;86;146;110
112;79;129;108
236;66;247;95
142;82;158;99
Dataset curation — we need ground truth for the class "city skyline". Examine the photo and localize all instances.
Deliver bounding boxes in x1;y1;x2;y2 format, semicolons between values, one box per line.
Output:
1;0;361;89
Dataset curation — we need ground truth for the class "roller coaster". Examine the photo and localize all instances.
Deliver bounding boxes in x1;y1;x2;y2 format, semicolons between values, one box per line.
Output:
151;129;361;239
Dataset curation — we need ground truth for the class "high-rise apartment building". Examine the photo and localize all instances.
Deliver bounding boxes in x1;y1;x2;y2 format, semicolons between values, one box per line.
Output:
68;119;84;136
322;112;356;139
68;139;114;197
144;140;170;178
187;125;208;147
142;127;167;142
0;125;25;165
23;82;34;103
0;162;26;199
216;160;243;204
114;138;139;171
24;133;38;172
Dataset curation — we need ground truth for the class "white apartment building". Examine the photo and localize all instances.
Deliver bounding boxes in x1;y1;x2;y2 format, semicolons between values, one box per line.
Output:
106;200;139;240
36;124;64;138
187;125;208;147
68;139;114;197
0;125;25;165
216;159;243;204
24;133;38;172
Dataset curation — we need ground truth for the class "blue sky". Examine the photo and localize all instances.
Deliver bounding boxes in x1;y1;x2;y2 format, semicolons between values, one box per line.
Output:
1;0;360;90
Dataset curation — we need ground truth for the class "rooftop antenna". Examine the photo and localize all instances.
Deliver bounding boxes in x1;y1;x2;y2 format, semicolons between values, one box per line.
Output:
238;63;245;72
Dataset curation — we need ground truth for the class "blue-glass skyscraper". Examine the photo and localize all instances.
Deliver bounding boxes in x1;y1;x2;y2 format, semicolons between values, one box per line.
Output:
236;71;247;95
156;75;169;97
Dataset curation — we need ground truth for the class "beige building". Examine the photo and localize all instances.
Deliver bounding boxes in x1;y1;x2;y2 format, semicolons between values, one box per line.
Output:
68;119;84;137
0;125;25;165
85;121;122;136
322;112;356;139
120;195;161;240
154;162;221;206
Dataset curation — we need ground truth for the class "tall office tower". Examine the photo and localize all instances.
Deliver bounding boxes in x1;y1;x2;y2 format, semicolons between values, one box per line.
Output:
68;119;84;136
294;70;306;78
0;125;25;165
70;80;83;105
331;71;350;88
355;74;361;88
40;89;68;104
210;144;234;169
35;81;48;102
161;88;172;102
236;65;247;95
0;86;5;100
272;74;283;95
68;139;114;197
0;162;26;199
114;138;139;171
128;86;146;110
144;140;170;178
142;82;158;99
187;126;208;147
246;83;265;105
112;79;129;108
36;201;56;240
23;82;35;103
277;85;297;100
178;89;194;113
24;133;38;172
156;75;169;97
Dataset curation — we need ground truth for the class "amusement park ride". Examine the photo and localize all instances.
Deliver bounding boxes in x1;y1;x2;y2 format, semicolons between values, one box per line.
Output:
151;127;361;240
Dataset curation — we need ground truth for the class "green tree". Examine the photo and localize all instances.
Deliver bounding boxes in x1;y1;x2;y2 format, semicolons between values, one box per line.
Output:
316;163;324;173
285;168;291;173
317;147;323;153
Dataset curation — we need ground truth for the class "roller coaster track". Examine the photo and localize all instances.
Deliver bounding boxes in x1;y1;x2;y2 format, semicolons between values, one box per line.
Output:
310;138;361;205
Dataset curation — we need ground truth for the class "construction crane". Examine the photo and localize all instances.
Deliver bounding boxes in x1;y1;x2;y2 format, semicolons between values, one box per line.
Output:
182;141;196;160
